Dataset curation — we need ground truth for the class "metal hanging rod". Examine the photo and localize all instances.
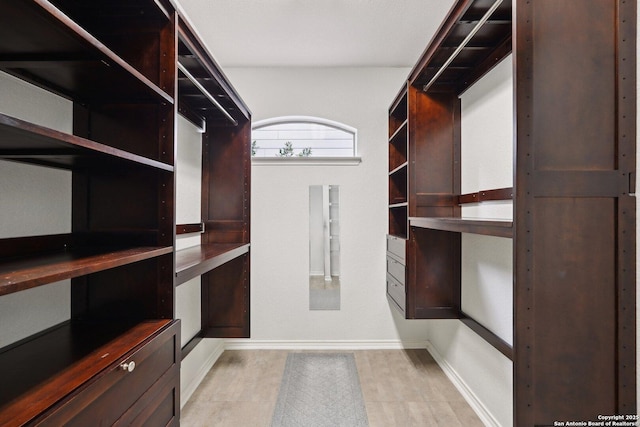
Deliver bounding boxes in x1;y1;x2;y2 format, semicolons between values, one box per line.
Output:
423;0;504;92
177;61;238;126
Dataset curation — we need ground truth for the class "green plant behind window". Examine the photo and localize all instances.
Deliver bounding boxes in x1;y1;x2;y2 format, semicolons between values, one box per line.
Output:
298;147;312;157
278;141;295;157
276;141;312;157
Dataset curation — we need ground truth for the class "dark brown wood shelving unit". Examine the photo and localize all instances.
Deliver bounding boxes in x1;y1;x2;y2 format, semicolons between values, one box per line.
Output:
387;84;409;240
389;0;636;424
0;0;180;424
1;0;251;423
387;0;514;315
175;17;251;344
0;319;173;427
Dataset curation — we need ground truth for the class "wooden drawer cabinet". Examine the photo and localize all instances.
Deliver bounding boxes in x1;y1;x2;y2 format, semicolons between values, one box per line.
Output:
386;235;406;262
37;321;180;427
115;364;179;427
386;255;405;285
386;273;405;313
386;235;407;315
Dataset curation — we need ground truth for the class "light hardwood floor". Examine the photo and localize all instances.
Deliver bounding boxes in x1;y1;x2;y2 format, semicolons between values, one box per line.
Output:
181;349;484;427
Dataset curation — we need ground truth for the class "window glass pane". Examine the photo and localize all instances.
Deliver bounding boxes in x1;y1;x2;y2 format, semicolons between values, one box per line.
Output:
252;118;356;158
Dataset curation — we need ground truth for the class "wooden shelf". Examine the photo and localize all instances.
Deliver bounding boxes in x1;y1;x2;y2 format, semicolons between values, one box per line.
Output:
389;87;408;120
389;162;408;205
389;128;408;171
175;243;250;286
0;113;174;171
389;120;408;143
51;0;172;25
0;0;173;103
389;84;408;136
389;202;409;209
0;319;171;426
0;245;173;297
410;0;512;94
410;216;512;238
389;162;409;176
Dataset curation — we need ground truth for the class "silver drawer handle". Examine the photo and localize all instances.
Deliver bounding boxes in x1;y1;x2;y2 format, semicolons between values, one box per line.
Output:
120;361;136;372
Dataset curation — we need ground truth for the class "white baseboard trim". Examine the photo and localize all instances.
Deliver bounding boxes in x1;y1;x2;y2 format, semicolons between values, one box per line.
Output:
180;339;225;408
224;339;428;350
425;341;501;427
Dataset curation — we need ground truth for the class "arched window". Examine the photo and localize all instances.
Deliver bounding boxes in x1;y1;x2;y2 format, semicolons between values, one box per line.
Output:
251;116;357;158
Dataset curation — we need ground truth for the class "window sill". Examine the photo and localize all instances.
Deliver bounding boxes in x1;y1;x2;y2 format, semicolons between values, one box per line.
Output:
251;157;362;166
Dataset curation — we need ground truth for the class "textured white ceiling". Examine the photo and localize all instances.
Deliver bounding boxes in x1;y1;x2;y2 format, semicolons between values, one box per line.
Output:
176;0;456;67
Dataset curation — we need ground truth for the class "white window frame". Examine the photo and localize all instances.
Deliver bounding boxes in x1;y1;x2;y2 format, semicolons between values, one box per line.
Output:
251;116;361;165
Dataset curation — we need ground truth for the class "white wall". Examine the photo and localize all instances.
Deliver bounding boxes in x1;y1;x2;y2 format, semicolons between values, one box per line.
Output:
427;56;514;427
222;67;430;346
460;55;513;347
174;114;228;406
0;72;72;348
175;114;204;347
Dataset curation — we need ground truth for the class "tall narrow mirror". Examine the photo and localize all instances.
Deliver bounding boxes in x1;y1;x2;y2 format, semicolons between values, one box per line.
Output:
309;185;340;310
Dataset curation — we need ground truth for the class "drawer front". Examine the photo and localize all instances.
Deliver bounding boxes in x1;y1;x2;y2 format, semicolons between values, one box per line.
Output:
115;364;179;427
40;320;180;427
386;235;406;262
386;255;405;285
387;273;406;313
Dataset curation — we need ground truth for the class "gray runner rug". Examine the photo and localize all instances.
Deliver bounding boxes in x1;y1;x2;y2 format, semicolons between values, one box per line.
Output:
271;353;369;427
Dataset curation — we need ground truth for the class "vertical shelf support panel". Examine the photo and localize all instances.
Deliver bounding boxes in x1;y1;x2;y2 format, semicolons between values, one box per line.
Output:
514;0;636;423
200;115;251;338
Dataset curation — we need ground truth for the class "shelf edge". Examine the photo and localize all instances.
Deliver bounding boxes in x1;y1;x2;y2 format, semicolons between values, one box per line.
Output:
409;216;513;238
175;243;250;286
0;113;174;172
0;246;173;297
